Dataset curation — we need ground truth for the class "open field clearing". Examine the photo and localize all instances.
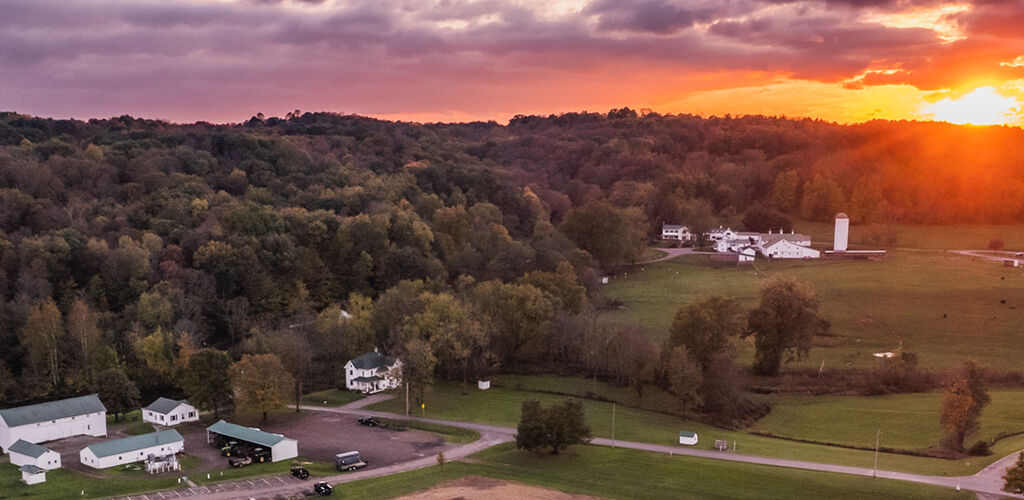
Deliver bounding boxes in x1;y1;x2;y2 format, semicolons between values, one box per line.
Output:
752;390;1024;451
366;381;1016;475
604;251;1024;369
795;221;1024;251
342;444;971;500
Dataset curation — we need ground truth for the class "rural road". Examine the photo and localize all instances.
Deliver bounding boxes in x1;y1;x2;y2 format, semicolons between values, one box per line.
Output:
950;250;1023;263
149;402;1022;499
631;247;718;265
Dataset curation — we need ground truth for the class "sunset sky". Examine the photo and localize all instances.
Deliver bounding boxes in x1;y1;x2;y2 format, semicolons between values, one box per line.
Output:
2;0;1024;125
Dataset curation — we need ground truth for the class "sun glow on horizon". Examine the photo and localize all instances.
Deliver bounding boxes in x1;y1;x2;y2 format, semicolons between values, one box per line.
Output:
920;87;1021;126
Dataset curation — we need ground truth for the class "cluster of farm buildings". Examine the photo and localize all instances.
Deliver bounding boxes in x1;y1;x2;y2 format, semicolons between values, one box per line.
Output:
0;348;403;485
662;213;884;262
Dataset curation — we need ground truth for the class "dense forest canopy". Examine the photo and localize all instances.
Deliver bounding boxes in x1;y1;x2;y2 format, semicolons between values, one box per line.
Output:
0;109;1022;408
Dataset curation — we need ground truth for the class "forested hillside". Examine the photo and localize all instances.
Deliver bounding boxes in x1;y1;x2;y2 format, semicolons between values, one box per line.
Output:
1;109;1021;409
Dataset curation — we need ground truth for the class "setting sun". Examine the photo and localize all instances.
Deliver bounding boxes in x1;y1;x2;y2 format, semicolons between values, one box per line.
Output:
920;87;1021;126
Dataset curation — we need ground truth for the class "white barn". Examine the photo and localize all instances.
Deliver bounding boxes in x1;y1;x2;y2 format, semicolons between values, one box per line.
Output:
8;440;60;470
762;239;820;259
80;430;184;469
206;420;298;462
0;395;107;453
345;349;402;394
143;398;198;427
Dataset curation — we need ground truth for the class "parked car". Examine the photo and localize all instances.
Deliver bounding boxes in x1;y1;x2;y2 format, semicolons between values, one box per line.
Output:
313;481;333;496
357;417;380;427
335;450;367;471
290;466;310;479
229;455;252;467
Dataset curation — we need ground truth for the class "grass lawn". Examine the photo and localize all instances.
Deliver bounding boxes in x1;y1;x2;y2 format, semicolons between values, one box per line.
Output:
301;388;365;407
106;409;142;425
794;220;1024;251
377;417;481;444
366;381;1009;475
0;462;184;499
602;250;1024;370
191;458;335;485
639;247;668;261
752;389;1024;451
341;443;971;500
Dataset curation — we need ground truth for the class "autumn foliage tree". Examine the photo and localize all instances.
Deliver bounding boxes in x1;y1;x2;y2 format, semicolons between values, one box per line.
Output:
940;361;990;453
515;398;591;454
182;348;233;419
746;278;830;376
230;353;294;422
1003;452;1024;494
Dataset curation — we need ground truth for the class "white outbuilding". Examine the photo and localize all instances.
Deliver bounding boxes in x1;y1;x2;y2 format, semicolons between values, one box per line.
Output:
8;439;61;470
206;420;298;462
142;398;199;427
0;395;107;453
79;430;184;469
345;349;402;394
19;465;47;485
679;431;699;446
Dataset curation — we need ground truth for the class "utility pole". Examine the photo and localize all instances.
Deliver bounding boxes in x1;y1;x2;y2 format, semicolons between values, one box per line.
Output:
873;428;880;478
611;403;616;447
405;379;410;416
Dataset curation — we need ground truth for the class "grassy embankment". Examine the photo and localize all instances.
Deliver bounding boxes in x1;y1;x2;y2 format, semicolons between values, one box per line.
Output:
604;250;1024;370
339;443;972;500
0;463;185;499
301;388;366;407
367;380;1018;475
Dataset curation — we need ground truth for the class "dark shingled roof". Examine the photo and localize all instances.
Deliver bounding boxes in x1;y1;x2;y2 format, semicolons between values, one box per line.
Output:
8;440;52;459
0;395;106;427
144;397;189;415
349;351;398;370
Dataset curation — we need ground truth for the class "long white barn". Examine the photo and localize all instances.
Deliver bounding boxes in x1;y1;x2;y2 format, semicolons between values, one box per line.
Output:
0;395;107;453
80;430;184;469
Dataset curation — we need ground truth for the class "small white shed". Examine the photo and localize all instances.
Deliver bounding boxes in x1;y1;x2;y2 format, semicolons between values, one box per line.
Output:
8;440;61;470
679;431;698;446
142;398;199;427
19;464;46;485
80;430;184;469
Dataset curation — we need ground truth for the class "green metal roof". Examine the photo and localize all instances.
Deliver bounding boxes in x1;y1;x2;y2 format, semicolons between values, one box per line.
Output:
679;431;697;438
144;397;189;415
8;440;52;458
0;395;106;427
19;465;45;475
207;420;286;447
85;430;183;458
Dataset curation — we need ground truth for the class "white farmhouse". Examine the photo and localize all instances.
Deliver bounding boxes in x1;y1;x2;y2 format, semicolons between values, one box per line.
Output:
142;398;198;427
8;440;61;470
345;349;402;394
79;430;184;469
661;224;694;241
0;395;107;453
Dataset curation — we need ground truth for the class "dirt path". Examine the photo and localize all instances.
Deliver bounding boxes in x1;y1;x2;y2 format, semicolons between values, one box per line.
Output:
394;476;602;500
343;393;395;409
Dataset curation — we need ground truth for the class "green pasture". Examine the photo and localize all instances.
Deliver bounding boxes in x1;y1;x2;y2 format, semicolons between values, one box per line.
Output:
0;463;184;499
301;388;365;407
795;220;1024;251
368;381;1013;475
603;250;1024;370
752;390;1024;451
340;443;970;500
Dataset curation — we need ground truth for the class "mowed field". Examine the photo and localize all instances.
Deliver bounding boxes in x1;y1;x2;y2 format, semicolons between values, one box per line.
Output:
340;443;971;500
367;381;1016;475
603;250;1024;370
753;390;1024;451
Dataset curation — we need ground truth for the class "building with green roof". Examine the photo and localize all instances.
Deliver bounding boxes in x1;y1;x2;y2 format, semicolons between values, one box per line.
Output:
0;395;107;453
206;420;298;462
79;429;184;469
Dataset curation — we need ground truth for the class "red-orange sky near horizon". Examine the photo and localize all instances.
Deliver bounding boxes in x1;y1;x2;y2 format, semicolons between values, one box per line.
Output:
1;0;1023;126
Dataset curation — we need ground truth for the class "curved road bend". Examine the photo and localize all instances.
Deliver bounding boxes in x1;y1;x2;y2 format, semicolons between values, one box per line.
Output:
133;403;1021;499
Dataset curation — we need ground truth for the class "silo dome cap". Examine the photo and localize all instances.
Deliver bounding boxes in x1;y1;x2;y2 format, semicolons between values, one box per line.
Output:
835;212;849;219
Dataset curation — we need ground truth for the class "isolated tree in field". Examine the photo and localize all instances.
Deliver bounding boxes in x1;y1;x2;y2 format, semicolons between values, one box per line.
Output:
182;348;233;418
230;353;294;422
746;277;829;376
401;337;437;415
93;367;140;422
272;328;312;413
669;296;744;371
941;361;990;453
665;346;702;412
559;200;646;270
1003;452;1024;494
515;398;591;454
